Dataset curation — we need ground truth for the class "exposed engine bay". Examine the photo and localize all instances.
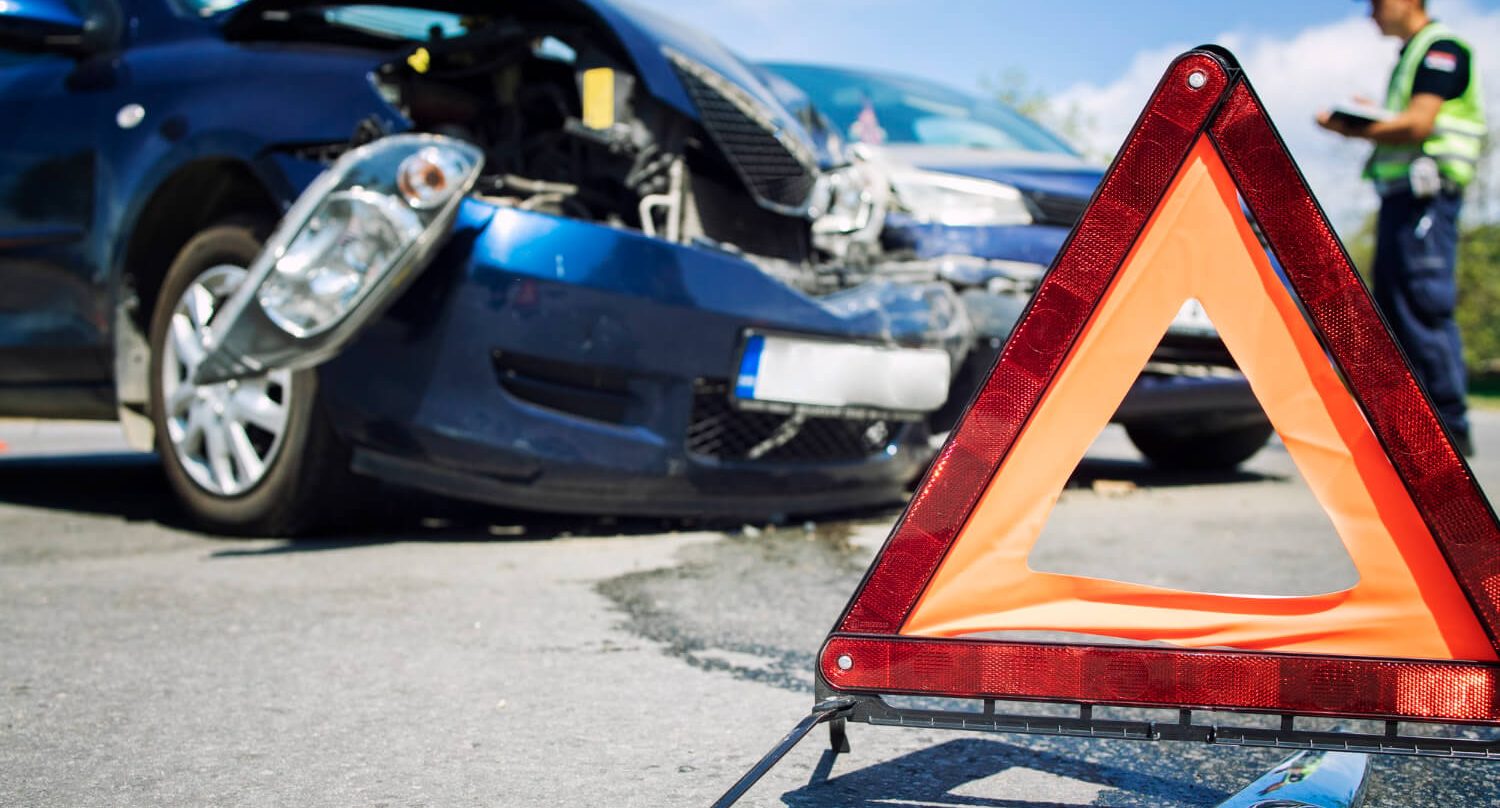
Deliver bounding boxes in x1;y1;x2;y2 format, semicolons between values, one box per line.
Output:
231;3;909;293
361;14;853;277
376;32;700;232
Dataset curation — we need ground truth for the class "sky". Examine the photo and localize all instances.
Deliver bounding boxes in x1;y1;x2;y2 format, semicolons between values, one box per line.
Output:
630;0;1500;233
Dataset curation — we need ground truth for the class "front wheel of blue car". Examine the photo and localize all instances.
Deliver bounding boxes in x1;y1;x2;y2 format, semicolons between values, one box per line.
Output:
148;219;354;536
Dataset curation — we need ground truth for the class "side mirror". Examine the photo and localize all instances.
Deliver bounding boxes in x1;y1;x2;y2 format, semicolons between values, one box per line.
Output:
0;0;121;56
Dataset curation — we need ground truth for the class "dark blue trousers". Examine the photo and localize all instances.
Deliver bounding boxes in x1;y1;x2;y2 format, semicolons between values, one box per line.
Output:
1372;189;1468;438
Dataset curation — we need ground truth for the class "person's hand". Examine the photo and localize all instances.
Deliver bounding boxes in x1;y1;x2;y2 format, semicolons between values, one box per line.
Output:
1316;110;1350;136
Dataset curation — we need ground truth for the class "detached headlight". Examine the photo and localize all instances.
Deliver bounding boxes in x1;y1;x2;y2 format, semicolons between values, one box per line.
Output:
258;140;481;337
258;189;422;336
193;134;484;384
888;169;1032;227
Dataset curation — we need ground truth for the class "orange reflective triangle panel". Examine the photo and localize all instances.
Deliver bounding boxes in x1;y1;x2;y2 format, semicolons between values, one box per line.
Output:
821;51;1500;724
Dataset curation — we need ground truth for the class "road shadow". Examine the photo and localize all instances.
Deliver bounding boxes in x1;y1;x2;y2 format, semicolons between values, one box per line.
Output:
0;451;700;552
0;448;1283;554
1067;456;1284;490
779;737;1228;806
0;451;191;526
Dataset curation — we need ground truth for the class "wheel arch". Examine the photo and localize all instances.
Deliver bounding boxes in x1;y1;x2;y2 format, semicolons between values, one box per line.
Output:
114;159;283;448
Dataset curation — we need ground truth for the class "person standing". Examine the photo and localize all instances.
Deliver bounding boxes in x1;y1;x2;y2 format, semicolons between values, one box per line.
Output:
1318;0;1486;456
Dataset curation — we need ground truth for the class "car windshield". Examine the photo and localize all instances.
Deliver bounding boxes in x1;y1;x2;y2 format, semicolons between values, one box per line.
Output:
317;6;469;39
176;0;251;14
765;63;1077;156
177;0;470;39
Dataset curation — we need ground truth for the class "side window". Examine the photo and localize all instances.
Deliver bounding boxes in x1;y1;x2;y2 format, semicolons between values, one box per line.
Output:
0;0;117;57
0;49;46;67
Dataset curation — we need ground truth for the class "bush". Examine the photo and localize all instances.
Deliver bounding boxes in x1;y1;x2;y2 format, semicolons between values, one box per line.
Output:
1458;222;1500;372
1346;216;1500;373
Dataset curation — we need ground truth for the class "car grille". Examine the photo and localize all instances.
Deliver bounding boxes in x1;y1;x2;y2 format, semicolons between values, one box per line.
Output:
1024;190;1090;228
687;380;896;463
666;51;819;213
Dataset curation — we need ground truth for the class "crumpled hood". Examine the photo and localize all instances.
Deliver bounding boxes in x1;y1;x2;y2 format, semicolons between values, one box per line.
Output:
876;144;1104;201
223;0;824;160
586;1;810;134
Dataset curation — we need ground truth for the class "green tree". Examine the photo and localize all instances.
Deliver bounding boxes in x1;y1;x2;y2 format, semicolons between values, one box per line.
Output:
1346;216;1499;373
1462;123;1495;223
1458;221;1500;372
982;68;1107;162
985;68;1051;120
1344;211;1378;283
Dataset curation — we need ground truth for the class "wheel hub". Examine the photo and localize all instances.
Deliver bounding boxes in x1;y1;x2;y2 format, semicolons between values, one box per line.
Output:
159;265;297;497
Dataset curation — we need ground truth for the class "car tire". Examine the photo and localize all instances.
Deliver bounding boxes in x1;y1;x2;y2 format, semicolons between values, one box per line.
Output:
147;218;353;535
1124;419;1275;472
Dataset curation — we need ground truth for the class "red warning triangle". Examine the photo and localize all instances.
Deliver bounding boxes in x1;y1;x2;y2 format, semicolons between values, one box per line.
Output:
820;49;1500;724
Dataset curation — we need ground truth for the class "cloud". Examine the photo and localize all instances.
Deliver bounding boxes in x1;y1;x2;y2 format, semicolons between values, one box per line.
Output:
1055;1;1500;235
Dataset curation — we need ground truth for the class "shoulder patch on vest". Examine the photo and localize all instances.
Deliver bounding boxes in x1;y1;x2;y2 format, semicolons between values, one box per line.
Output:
1424;50;1458;72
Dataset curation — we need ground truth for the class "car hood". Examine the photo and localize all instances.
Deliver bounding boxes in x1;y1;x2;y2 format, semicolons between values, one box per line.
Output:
876;144;1104;201
223;0;823;157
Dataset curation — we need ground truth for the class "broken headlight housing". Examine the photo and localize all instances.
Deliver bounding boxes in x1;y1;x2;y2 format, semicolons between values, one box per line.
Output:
257;187;422;337
888;169;1033;227
810;157;890;260
194;134;483;384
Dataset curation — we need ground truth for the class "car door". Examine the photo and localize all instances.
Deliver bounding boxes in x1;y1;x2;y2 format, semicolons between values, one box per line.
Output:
0;36;114;415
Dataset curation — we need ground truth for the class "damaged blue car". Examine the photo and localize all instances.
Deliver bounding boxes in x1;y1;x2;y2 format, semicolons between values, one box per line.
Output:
0;0;968;533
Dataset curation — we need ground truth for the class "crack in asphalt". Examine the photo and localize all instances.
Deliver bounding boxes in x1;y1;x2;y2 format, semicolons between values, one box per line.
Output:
596;559;820;693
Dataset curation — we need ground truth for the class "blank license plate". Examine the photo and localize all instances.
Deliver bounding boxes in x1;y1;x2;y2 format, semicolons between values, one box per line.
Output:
734;333;950;414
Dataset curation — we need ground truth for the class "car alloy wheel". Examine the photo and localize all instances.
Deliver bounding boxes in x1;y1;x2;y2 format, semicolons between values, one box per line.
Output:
158;264;297;497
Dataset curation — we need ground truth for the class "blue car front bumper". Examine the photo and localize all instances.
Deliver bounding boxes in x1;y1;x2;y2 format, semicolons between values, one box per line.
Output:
316;200;942;517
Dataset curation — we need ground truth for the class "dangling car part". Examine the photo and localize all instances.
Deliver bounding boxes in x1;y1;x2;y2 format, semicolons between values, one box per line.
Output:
195;134;484;384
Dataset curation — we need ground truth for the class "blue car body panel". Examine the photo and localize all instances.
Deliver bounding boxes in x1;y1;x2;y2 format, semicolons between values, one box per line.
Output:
882;215;1072;265
101;40;400;232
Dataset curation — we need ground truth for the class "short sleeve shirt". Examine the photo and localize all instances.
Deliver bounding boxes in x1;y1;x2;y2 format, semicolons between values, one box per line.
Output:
1407;38;1471;100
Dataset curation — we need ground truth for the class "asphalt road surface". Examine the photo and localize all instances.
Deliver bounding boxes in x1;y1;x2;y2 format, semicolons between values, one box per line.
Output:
4;415;1500;806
